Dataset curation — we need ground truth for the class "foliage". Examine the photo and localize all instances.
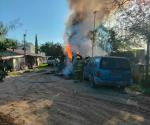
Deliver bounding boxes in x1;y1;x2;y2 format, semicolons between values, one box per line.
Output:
40;42;64;57
35;34;38;54
90;25;138;53
0;38;18;50
108;29;123;52
96;0;149;54
0;21;21;51
117;0;150;42
0;20;21;38
0;22;8;37
115;0;150;78
5;38;17;49
38;63;48;69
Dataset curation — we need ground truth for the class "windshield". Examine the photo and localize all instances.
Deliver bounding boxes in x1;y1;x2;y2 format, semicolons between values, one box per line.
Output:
100;57;131;70
48;57;54;60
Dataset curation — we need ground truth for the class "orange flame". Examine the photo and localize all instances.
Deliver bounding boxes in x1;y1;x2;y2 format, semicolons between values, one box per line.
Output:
65;42;73;61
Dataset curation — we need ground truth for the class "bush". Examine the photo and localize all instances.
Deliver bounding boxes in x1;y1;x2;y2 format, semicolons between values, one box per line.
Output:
142;78;150;88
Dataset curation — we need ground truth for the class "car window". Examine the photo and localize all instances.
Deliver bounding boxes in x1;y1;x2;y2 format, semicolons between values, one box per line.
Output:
94;58;100;67
48;57;54;60
100;57;130;70
88;59;94;67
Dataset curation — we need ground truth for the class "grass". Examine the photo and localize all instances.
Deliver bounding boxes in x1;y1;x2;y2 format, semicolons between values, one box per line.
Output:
128;84;142;92
128;81;150;95
37;63;49;69
8;71;24;77
8;69;34;77
8;63;49;77
141;87;150;95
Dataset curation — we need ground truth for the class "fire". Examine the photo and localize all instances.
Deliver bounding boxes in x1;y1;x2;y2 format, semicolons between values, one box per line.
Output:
65;42;73;61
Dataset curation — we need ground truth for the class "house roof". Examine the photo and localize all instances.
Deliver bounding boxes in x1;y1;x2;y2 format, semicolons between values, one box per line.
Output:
0;49;45;60
7;49;46;57
2;55;24;60
0;50;17;57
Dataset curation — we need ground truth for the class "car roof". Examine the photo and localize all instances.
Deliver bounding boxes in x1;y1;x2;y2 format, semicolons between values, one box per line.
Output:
92;56;128;60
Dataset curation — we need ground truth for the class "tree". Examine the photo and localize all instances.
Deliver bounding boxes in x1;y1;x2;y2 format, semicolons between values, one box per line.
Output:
40;42;64;57
88;24;140;53
35;34;38;54
0;38;18;51
0;20;21;38
5;38;18;50
0;22;8;37
116;0;150;79
0;21;21;51
107;29;122;52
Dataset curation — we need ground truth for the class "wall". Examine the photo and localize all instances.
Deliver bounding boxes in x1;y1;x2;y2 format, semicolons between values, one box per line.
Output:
12;57;25;71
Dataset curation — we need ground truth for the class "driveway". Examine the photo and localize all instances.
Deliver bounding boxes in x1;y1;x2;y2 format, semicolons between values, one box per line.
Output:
0;69;149;125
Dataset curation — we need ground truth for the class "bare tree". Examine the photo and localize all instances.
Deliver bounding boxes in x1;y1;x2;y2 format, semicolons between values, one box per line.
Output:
115;0;150;79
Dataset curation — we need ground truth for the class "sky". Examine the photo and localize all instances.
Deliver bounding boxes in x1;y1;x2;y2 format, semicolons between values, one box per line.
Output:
0;0;69;45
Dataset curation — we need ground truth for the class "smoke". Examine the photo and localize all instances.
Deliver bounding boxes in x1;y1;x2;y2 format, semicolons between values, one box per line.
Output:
65;0;118;57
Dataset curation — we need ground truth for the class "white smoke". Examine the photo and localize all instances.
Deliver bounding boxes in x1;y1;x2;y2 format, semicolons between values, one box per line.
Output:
65;0;117;57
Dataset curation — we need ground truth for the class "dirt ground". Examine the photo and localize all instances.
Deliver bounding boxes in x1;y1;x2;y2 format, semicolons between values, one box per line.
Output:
0;69;149;125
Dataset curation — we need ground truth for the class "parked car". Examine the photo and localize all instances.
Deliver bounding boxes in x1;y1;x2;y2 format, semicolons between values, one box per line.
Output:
47;57;57;66
83;56;133;88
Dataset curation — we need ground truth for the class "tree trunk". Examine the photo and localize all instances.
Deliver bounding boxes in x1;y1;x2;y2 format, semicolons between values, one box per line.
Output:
146;40;150;80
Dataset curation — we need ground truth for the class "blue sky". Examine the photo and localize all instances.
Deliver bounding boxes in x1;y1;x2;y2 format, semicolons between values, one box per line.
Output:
0;0;69;44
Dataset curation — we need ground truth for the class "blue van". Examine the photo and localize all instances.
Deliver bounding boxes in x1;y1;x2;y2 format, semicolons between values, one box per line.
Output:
83;56;133;88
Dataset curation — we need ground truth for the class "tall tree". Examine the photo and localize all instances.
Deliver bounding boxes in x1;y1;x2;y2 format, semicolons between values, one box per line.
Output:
5;38;17;50
35;34;38;54
0;21;21;51
0;22;8;42
40;42;64;57
116;0;150;79
0;20;22;38
88;24;141;53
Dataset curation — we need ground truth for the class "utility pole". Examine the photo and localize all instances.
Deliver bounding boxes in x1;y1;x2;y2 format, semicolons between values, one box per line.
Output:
35;34;39;66
92;11;97;57
23;33;26;64
146;40;150;79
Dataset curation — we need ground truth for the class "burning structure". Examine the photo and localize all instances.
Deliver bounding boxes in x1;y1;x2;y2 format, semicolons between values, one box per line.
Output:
63;0;148;77
64;0;123;57
63;0;122;77
65;0;150;57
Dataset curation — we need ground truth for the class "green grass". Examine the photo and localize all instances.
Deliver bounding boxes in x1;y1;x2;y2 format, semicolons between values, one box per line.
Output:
8;64;49;77
8;71;24;77
37;63;48;69
128;84;142;92
141;87;150;95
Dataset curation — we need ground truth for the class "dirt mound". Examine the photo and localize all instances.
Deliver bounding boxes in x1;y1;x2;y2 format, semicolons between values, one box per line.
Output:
0;113;17;125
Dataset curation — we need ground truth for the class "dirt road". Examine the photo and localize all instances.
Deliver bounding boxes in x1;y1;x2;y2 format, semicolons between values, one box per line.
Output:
0;69;149;125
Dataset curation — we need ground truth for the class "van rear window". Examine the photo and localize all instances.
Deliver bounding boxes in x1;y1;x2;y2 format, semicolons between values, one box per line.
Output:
100;58;130;70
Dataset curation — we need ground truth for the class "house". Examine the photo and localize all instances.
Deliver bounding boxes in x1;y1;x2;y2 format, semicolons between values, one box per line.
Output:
0;47;46;71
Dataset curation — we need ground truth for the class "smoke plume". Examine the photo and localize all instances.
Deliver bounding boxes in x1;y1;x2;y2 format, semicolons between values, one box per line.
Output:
65;0;118;57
